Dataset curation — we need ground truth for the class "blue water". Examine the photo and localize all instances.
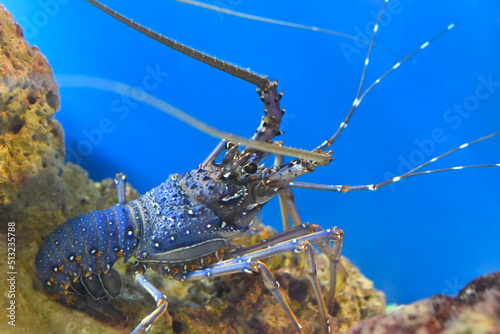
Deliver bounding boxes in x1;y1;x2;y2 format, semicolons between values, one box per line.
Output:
5;0;500;305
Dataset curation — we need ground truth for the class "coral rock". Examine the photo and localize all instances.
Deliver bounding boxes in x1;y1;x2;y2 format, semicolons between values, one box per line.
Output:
0;3;63;223
349;272;500;334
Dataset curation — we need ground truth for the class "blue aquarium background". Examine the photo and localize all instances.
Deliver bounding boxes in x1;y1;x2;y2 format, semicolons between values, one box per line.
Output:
4;0;500;305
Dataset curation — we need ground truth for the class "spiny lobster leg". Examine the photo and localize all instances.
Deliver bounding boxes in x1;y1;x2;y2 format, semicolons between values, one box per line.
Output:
229;223;344;315
180;226;343;333
229;224;339;259
277;185;302;230
97;173;128;208
318;229;343;314
186;259;303;331
114;173;128;205
131;272;168;334
257;261;302;331
203;80;286;165
303;240;329;333
275;154;304;231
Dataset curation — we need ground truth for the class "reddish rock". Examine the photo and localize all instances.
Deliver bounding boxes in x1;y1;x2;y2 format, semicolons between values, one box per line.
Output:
350;272;500;334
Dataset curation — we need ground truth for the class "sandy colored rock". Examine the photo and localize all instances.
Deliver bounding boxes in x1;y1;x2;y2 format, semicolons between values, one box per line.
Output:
0;3;62;219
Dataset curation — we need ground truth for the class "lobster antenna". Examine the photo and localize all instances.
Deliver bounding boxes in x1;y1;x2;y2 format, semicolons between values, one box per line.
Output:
315;0;389;151
290;131;500;193
57;74;332;165
86;1;330;164
315;1;458;152
172;0;405;59
86;0;270;89
355;22;459;117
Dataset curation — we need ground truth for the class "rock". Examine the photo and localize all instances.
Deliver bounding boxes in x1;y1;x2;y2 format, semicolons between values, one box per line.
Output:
0;2;63;224
0;4;386;333
349;272;500;334
0;5;137;333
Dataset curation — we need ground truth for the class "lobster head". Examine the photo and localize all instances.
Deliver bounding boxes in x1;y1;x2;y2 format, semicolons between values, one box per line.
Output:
133;142;326;263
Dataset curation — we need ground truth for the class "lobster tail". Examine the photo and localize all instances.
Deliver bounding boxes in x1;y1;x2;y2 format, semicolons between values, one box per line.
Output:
35;204;139;300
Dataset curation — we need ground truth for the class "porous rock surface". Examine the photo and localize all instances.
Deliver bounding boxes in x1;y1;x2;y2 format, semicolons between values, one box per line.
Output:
349;272;500;334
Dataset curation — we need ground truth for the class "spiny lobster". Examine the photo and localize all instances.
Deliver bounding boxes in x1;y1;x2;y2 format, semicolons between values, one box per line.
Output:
34;0;500;333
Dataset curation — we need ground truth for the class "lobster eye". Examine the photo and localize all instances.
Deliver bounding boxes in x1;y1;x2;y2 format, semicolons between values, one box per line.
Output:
243;162;258;174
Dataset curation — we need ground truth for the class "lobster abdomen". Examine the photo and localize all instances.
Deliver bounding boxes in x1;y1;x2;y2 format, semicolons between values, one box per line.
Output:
35;204;139;299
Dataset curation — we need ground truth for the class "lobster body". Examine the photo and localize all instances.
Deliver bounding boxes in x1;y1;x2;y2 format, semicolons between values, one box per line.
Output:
132;162;263;265
36;148;292;302
35;204;138;299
